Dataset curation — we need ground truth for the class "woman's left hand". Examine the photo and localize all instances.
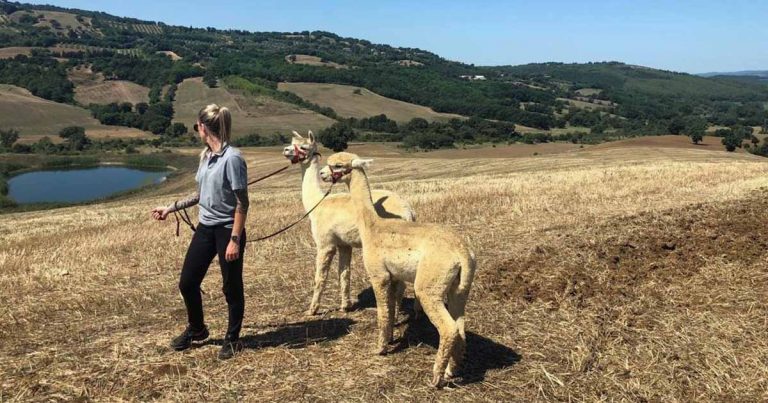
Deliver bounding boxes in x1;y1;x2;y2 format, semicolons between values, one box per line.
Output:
225;241;240;262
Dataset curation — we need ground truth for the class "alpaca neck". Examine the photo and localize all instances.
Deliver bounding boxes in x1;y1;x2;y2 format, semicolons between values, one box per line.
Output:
300;156;326;212
348;168;378;237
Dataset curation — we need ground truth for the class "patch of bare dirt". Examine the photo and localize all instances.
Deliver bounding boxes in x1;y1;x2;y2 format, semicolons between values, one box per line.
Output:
489;189;768;308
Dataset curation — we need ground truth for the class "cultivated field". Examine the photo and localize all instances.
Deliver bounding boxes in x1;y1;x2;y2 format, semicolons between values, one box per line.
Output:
0;46;33;59
174;77;335;137
69;66;150;106
2;140;768;401
285;54;347;69
0;84;152;141
277;82;465;123
156;51;182;61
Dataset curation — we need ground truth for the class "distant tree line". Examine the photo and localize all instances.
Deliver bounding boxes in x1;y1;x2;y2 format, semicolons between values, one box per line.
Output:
88;102;180;135
0;54;74;102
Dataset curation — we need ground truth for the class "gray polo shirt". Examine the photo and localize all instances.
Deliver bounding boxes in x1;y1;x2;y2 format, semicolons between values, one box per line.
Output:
195;144;247;228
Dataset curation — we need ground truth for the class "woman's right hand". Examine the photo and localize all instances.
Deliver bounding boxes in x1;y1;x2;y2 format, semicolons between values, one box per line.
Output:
151;207;170;221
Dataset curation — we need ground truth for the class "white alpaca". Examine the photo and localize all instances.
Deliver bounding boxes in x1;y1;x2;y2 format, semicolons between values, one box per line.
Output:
319;152;476;388
282;131;416;315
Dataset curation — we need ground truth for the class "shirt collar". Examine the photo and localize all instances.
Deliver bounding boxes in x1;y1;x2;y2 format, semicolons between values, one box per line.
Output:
209;142;229;158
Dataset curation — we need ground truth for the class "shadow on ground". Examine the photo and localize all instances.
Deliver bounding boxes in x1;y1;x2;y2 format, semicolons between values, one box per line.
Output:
349;286;376;311
204;318;356;350
396;309;521;384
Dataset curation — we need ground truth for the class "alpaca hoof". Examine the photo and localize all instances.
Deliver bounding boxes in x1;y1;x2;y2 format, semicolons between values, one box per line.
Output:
444;366;458;380
431;373;445;389
339;303;353;312
373;345;389;356
306;307;319;316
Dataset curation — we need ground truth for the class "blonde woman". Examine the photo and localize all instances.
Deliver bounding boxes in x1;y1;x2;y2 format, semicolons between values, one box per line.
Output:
151;104;249;360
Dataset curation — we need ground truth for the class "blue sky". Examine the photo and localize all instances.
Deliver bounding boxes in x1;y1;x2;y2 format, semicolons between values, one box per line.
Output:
24;0;768;73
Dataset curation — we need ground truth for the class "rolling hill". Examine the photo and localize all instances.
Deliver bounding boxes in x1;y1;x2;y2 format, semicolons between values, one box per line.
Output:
0;83;149;141
277;82;464;122
173;78;335;137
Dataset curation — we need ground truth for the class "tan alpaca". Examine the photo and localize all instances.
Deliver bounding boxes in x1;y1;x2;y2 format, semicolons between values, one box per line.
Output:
319;152;476;388
282;132;415;315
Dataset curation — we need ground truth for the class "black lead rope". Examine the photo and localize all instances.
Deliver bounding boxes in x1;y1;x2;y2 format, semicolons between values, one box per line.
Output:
172;163;294;237
245;181;335;243
173;201;196;236
247;164;291;186
172;162;335;242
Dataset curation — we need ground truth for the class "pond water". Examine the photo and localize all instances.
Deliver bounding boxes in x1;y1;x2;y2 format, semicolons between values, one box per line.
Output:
8;166;170;204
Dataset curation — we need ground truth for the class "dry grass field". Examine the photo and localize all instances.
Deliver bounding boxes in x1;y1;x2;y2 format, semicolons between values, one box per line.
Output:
69;66;150;106
0;46;34;59
174;78;335;138
277;82;465;123
2;141;768;401
0;84;151;141
156;51;182;61
0;84;104;133
285;54;347;69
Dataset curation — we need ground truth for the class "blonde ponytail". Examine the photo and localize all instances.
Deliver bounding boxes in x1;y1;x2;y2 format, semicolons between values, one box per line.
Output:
197;103;233;160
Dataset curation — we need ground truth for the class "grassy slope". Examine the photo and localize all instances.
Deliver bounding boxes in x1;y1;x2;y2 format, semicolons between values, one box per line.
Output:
0;84;151;141
173;77;335;137
277;82;465;123
2;142;768;400
69;66;150;106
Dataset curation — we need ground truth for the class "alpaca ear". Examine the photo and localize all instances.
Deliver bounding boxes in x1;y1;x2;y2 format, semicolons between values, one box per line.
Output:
351;158;374;169
291;130;303;140
308;130;315;143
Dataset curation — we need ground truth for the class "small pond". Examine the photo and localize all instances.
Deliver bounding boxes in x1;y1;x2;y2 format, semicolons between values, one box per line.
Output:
8;166;170;204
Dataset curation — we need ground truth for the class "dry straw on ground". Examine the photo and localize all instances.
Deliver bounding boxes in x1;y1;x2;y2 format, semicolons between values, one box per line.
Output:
2;143;768;401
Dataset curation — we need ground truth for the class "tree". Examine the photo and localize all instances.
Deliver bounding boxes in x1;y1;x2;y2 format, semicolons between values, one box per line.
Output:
685;121;706;145
722;134;743;152
136;102;149;114
667;117;686;135
33;136;56;154
203;70;217;88
0;129;20;149
59;126;90;151
166;122;188;137
318;122;355;151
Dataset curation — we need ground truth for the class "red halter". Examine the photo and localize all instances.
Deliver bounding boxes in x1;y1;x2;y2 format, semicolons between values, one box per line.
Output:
290;144;307;164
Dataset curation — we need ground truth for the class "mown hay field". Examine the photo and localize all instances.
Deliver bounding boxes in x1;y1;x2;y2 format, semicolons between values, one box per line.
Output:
0;84;150;141
174;78;335;138
277;82;465;123
69;66;150;106
2;143;768;401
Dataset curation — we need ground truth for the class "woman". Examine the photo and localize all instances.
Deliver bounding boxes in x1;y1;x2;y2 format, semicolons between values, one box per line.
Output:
151;104;249;360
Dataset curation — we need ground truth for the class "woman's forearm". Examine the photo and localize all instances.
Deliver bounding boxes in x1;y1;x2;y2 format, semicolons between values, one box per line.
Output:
166;191;200;212
232;189;249;237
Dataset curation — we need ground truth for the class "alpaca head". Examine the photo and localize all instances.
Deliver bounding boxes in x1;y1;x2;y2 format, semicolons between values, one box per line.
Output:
319;152;373;184
283;130;318;164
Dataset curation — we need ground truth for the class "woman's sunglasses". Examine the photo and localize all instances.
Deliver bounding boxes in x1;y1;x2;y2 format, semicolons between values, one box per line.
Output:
193;122;200;132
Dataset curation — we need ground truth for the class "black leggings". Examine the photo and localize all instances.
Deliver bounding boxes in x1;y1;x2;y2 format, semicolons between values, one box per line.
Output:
179;223;246;340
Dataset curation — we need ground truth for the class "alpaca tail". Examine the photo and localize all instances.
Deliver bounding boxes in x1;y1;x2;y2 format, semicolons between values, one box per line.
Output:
452;249;476;335
457;249;476;296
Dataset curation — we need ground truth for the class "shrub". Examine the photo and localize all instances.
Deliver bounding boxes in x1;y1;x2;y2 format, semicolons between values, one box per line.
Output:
318;122;355;151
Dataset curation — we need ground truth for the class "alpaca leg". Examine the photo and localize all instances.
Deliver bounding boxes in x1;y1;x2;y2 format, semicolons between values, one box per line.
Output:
416;292;459;388
394;280;408;324
386;281;398;341
413;296;422;321
445;284;470;379
414;258;461;388
370;274;394;355
308;246;337;315
337;245;353;312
